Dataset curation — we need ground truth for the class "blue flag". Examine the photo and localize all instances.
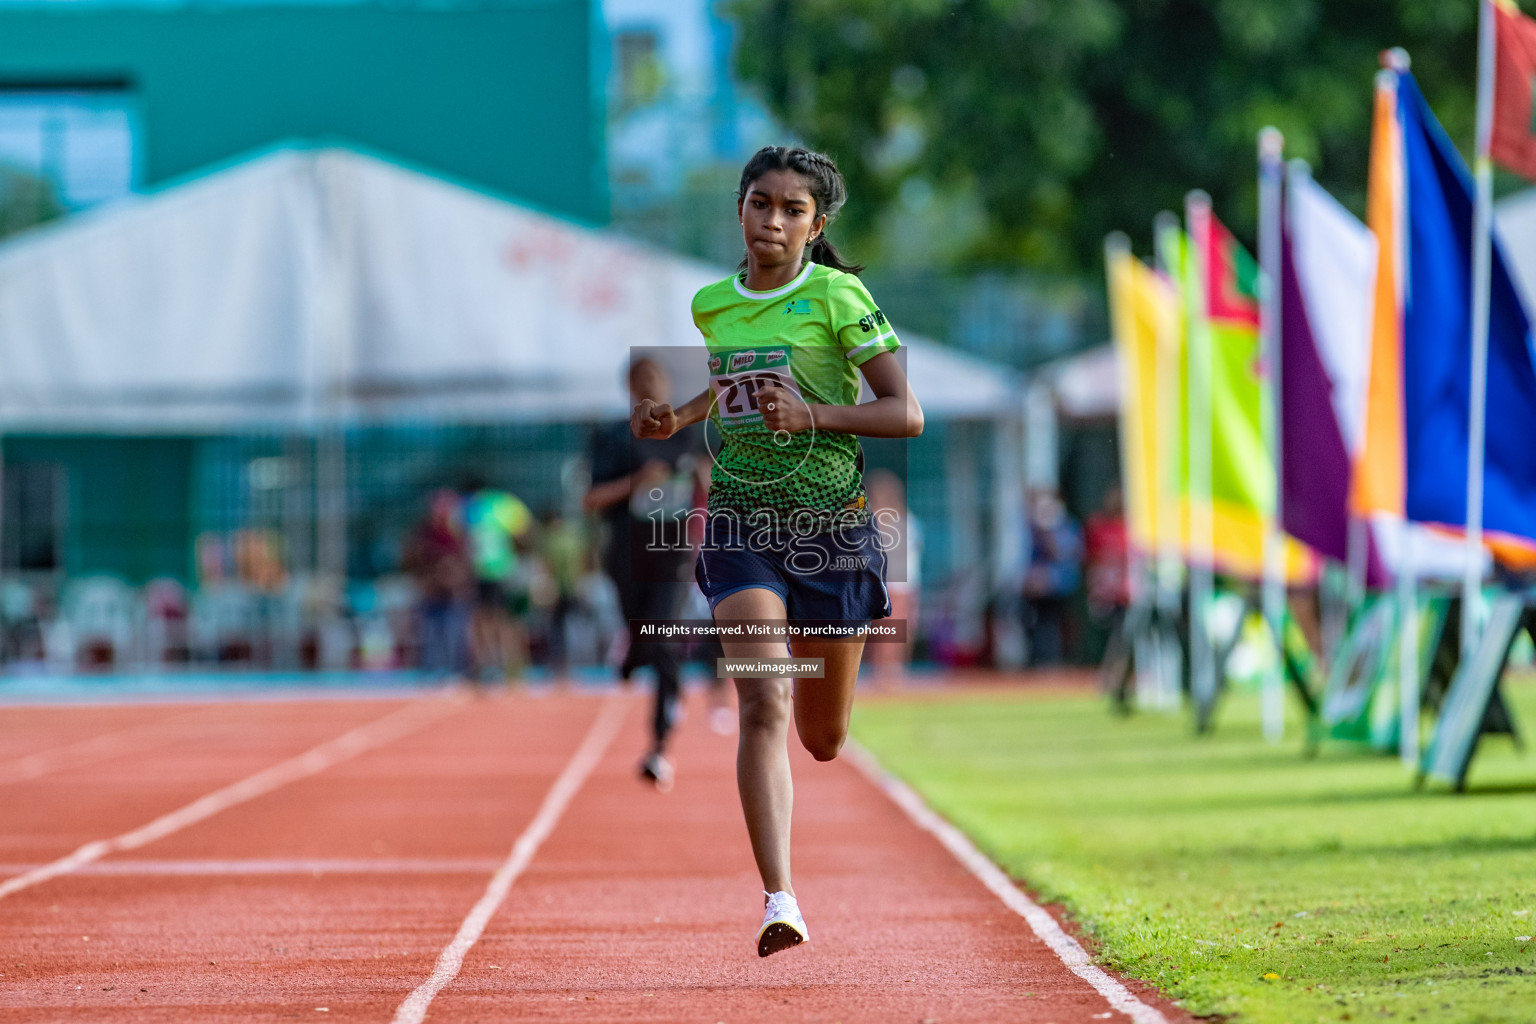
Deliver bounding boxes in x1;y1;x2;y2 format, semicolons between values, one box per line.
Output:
1398;72;1536;549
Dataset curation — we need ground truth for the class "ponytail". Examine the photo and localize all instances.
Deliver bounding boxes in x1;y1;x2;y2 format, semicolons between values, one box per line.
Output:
807;233;864;275
736;145;864;276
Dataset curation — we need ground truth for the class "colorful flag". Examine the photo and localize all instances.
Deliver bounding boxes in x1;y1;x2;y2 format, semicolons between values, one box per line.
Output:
1106;245;1180;553
1492;0;1536;182
1188;205;1270;514
1355;70;1408;522
1182;205;1313;581
1280;169;1388;584
1366;65;1536;563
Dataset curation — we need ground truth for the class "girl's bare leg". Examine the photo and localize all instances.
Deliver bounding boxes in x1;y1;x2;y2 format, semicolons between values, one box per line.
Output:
715;589;871;899
789;637;865;761
715;587;795;897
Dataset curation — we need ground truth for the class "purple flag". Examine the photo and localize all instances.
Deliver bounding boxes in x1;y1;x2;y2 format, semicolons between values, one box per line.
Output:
1280;171;1388;585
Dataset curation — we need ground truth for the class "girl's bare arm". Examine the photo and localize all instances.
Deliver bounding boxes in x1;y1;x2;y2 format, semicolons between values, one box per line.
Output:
758;351;923;439
632;389;713;439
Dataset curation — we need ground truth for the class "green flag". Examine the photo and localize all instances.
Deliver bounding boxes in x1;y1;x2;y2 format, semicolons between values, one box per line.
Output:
1176;201;1311;580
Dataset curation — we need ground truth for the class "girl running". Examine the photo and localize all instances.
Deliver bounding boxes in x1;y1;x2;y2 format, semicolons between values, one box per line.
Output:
631;145;923;957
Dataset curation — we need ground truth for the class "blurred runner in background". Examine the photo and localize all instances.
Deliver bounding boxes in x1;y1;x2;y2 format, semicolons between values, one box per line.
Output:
403;488;473;678
585;357;705;791
461;476;535;683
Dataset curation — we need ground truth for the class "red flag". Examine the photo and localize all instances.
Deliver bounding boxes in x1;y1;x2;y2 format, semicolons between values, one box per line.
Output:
1201;215;1260;328
1492;0;1536;180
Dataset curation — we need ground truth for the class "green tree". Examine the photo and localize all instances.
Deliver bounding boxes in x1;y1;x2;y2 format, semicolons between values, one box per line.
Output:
728;0;1493;273
0;165;64;242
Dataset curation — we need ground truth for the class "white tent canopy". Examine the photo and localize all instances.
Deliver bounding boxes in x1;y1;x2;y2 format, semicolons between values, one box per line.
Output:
1038;344;1119;420
0;145;1017;432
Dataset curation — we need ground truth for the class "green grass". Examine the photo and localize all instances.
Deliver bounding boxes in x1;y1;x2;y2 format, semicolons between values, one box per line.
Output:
851;681;1536;1024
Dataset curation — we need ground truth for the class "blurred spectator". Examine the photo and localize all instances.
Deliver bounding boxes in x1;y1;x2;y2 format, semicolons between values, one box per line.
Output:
1084;486;1130;628
196;532;229;585
461;477;536;682
864;469;922;685
143;578;190;666
1023;490;1082;666
1;578;45;664
403;488;473;678
59;576;136;671
233;529;287;592
586;356;703;789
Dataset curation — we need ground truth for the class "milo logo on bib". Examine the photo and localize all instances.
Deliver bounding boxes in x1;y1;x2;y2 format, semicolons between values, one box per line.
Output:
709;347;802;423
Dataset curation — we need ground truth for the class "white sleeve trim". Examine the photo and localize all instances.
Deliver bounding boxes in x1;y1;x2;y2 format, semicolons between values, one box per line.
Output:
845;330;898;359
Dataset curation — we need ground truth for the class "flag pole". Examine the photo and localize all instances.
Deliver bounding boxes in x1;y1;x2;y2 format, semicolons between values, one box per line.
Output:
1184;191;1218;724
1398;526;1420;768
1346;516;1368;610
1464;0;1497;652
1105;233;1137;537
1153;211;1186;710
1257;127;1286;744
1377;47;1425;771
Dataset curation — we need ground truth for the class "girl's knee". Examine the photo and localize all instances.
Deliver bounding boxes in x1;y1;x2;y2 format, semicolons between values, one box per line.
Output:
736;682;791;732
801;726;847;762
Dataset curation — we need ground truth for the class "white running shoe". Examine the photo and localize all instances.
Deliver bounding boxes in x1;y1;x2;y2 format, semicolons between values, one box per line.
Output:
756;890;808;957
638;753;674;792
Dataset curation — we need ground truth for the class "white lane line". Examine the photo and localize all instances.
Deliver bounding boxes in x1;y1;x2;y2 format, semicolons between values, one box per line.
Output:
0;697;462;903
0;858;508;877
0;709;210;785
391;694;629;1024
844;740;1171;1024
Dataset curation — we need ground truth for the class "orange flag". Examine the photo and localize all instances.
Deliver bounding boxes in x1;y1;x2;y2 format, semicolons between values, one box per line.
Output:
1353;68;1406;520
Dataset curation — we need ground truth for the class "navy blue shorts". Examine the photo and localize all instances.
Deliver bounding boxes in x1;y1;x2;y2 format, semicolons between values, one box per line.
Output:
694;513;892;624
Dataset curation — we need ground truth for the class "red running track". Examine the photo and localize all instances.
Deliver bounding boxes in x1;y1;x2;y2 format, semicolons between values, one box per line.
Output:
0;689;1186;1023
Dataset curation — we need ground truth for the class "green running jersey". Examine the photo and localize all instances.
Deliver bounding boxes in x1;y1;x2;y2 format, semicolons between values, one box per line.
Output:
690;262;900;523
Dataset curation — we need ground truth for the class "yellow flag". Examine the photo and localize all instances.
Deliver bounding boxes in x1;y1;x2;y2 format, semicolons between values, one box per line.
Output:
1106;245;1180;553
1113;228;1316;583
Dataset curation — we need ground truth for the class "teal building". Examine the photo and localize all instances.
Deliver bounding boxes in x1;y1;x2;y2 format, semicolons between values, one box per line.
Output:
0;0;605;220
0;1;605;587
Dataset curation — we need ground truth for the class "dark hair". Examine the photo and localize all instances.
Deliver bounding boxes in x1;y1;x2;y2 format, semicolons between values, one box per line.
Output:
736;146;863;275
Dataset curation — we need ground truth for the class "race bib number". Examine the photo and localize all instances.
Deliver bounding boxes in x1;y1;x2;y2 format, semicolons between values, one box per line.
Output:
708;347;803;422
